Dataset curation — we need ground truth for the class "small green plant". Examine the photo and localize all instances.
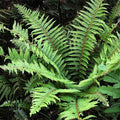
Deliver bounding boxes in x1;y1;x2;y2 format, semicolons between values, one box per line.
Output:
0;0;120;119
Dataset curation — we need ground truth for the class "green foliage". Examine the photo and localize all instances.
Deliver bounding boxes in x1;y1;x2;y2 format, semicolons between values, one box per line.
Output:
30;83;79;116
58;96;97;120
0;75;25;101
97;70;120;118
0;0;120;119
68;0;107;79
108;0;120;26
0;46;4;55
0;100;30;120
0;76;13;101
99;70;120;98
0;9;11;24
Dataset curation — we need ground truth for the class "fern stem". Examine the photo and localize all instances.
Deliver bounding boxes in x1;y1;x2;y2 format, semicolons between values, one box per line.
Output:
79;0;103;70
76;99;82;120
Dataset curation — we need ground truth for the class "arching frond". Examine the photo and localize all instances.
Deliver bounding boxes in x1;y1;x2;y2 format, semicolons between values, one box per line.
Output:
66;0;107;79
2;21;67;76
0;60;75;86
14;4;69;56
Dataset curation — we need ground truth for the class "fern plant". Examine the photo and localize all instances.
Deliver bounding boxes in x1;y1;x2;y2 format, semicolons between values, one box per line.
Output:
0;0;120;119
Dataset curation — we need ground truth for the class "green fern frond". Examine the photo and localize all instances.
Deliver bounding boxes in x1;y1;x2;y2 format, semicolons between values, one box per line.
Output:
79;31;120;89
30;83;79;116
66;0;107;79
0;60;75;85
24;75;42;94
103;70;120;88
30;84;59;116
13;5;69;75
99;85;120;99
2;21;66;75
81;85;109;107
14;4;69;56
100;21;119;46
98;21;120;58
58;96;97;120
98;31;120;67
0;100;29;109
108;32;120;59
5;48;37;63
